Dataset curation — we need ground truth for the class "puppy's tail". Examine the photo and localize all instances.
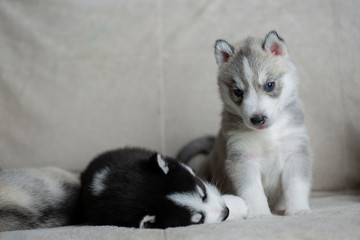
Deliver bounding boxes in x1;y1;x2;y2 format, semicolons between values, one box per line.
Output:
176;136;215;163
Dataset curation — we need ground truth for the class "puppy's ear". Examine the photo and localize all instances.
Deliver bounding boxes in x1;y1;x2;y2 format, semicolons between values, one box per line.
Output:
263;31;288;57
139;215;156;229
152;153;169;175
215;40;234;66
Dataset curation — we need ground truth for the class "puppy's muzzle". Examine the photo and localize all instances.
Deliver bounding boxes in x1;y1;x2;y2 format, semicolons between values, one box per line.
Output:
250;115;267;127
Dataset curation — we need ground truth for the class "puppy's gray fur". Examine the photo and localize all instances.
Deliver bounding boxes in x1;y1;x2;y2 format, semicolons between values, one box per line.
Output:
179;31;312;217
0;167;80;231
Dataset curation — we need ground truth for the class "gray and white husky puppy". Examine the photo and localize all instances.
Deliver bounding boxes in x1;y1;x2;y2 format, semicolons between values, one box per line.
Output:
0;167;80;231
178;31;312;218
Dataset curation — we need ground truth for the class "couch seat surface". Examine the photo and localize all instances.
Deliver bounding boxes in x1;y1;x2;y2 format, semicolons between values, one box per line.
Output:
1;191;359;240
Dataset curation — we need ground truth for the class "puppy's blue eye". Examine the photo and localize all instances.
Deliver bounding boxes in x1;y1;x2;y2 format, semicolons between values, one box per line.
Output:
233;89;243;97
265;82;275;92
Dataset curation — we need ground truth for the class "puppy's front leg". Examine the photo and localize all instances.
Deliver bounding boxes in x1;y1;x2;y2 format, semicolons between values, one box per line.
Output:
227;159;271;218
282;152;311;215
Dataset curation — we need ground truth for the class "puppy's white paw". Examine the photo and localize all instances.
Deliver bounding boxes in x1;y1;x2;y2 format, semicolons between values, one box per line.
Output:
246;205;272;219
222;194;248;220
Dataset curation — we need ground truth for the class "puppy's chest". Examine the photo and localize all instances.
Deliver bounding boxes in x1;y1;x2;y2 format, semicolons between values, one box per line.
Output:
251;133;289;182
228;127;299;187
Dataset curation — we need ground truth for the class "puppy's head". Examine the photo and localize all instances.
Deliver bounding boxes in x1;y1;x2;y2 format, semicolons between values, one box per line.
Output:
215;31;299;130
140;154;229;228
166;175;229;226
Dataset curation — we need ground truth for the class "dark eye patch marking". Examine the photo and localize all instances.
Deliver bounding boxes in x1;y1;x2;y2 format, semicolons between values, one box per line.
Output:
233;88;243;97
226;79;245;105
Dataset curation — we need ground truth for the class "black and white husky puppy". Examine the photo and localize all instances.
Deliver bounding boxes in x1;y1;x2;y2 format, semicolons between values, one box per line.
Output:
0;167;80;232
80;147;230;229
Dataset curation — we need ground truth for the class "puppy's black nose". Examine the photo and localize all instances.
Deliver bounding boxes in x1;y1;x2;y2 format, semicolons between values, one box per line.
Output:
250;115;267;126
222;207;230;221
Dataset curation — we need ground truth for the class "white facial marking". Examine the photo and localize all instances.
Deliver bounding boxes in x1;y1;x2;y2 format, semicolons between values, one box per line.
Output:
139;215;156;228
168;192;199;209
258;70;267;85
167;182;226;224
180;162;195;176
242;86;259;117
191;213;203;223
243;57;253;82
91;167;109;196
157;154;169;175
197;185;205;198
234;76;245;90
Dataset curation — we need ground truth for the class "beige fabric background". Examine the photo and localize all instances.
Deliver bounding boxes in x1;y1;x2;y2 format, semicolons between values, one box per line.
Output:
0;0;359;190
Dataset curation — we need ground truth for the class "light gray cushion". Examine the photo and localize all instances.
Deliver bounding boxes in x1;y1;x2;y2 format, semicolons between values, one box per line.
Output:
1;191;359;240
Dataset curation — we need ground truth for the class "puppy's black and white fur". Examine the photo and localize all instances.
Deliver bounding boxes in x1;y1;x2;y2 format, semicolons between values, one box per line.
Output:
0;167;80;232
80;147;229;229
